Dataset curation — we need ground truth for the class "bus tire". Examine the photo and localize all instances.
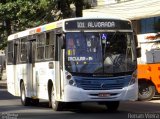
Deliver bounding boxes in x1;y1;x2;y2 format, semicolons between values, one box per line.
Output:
138;82;155;101
105;101;119;112
20;82;30;106
51;87;63;111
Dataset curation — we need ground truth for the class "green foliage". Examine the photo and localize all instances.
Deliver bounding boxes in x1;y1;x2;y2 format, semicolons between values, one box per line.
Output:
0;0;55;49
0;0;87;49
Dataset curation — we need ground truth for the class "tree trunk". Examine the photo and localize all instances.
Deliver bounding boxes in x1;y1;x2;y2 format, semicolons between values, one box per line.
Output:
75;0;83;17
58;0;71;19
5;20;11;36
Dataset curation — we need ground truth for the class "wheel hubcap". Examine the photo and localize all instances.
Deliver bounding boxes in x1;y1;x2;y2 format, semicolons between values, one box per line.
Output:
139;85;151;97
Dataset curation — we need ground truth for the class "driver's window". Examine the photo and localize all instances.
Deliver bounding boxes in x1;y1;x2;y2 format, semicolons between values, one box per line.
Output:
103;33;127;65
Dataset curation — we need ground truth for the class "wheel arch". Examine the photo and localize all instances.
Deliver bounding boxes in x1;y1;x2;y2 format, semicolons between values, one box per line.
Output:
48;79;53;101
138;78;157;92
19;79;24;96
20;79;24;87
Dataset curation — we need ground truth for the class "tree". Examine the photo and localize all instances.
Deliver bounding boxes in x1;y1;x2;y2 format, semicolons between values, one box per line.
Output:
75;0;83;17
0;0;88;49
54;0;84;19
0;0;55;49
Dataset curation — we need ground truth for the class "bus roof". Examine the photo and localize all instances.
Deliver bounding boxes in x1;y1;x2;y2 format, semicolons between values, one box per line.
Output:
8;20;63;41
8;17;131;41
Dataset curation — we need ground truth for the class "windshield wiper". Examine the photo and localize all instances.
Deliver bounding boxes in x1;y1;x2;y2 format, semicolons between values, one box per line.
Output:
110;30;119;41
102;31;118;73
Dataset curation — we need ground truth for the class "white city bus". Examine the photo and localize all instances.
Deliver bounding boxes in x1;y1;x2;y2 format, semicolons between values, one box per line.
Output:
7;17;139;111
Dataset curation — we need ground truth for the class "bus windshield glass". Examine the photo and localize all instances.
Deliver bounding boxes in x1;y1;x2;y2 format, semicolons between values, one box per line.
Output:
65;32;136;74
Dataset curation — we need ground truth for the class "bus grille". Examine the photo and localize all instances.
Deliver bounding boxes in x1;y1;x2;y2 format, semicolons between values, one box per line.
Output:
74;76;130;90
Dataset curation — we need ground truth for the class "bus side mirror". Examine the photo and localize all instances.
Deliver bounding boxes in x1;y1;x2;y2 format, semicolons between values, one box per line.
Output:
136;47;141;58
133;30;138;47
59;35;65;49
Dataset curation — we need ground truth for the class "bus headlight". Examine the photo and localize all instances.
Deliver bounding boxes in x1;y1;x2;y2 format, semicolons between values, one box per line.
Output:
66;74;72;80
65;71;72;80
69;79;76;85
65;71;76;86
129;70;137;85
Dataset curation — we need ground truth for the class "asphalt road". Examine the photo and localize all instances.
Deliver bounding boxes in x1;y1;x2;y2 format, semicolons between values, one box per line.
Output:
0;88;160;119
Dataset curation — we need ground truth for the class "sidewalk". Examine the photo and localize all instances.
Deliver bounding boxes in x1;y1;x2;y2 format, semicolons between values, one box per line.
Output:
0;69;7;89
0;79;7;89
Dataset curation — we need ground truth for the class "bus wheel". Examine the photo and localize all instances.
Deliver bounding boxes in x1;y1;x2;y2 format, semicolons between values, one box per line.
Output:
105;101;120;112
138;83;155;101
20;82;30;106
51;87;63;111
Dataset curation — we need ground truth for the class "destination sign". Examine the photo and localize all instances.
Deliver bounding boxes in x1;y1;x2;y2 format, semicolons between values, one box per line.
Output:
65;19;131;30
77;21;115;28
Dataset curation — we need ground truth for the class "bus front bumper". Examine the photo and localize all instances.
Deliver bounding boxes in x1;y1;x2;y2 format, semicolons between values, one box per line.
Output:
63;83;138;102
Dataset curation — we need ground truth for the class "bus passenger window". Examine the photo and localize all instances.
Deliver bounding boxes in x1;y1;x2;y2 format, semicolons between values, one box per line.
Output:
20;38;27;62
45;46;54;59
46;33;50;45
37;33;45;60
37;47;44;59
45;32;54;59
7;41;14;64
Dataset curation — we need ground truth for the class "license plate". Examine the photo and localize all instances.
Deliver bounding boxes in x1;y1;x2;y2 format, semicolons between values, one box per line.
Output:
98;93;110;97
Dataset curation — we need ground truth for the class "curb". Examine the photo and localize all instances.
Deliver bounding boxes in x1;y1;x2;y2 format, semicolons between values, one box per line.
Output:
0;85;7;89
0;80;7;89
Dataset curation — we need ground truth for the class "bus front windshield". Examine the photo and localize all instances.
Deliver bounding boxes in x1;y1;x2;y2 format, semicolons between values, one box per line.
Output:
65;32;136;75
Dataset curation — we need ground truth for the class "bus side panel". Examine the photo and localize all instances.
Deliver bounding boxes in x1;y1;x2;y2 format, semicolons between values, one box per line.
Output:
7;64;29;97
149;64;160;93
138;64;160;93
35;62;54;100
17;64;29;97
7;65;16;96
14;64;20;96
138;64;151;80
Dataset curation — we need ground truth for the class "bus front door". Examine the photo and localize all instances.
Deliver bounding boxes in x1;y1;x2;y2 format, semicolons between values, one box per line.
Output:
29;39;37;98
14;42;19;96
54;34;64;100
